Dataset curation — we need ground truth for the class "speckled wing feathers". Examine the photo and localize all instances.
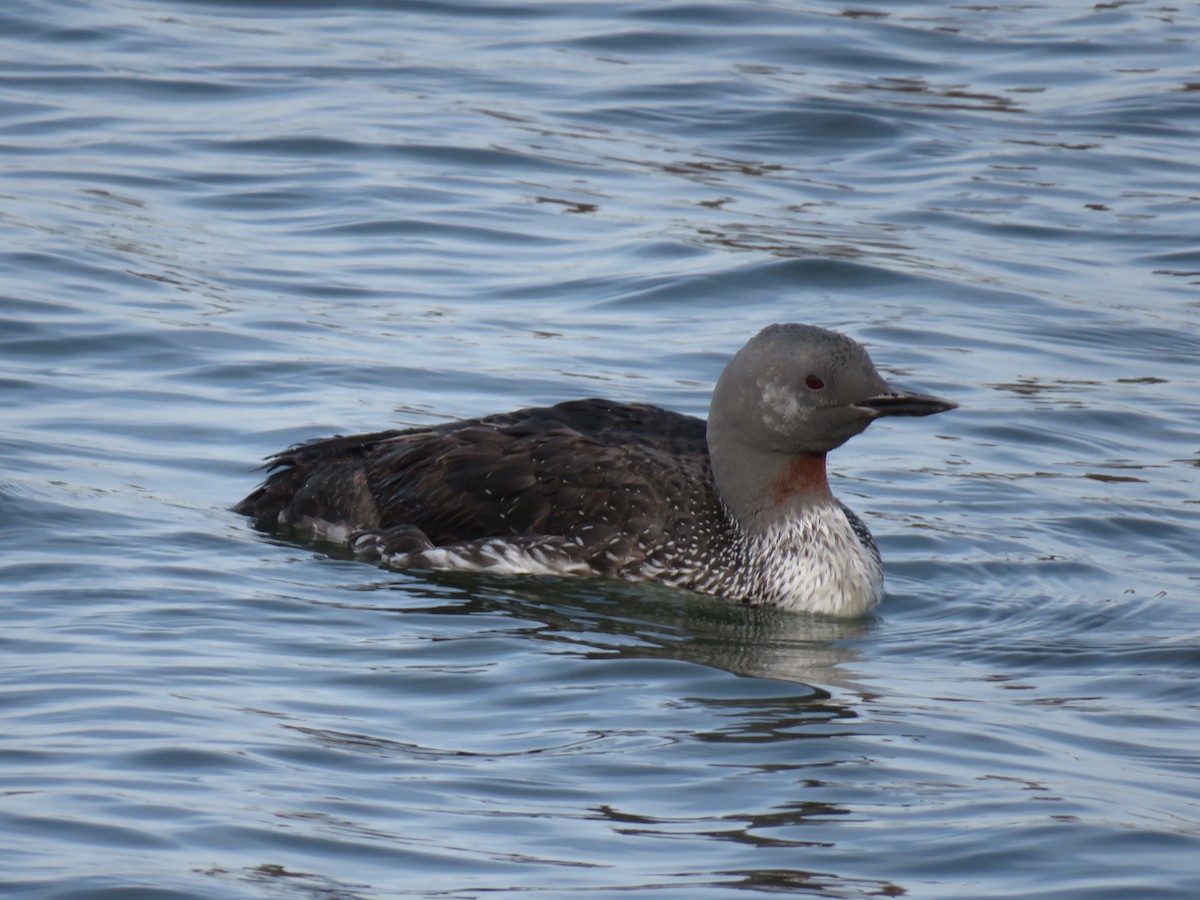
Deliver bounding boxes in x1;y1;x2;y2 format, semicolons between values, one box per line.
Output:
235;400;721;576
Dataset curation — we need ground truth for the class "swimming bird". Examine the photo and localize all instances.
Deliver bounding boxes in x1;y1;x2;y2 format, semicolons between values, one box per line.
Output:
235;324;955;616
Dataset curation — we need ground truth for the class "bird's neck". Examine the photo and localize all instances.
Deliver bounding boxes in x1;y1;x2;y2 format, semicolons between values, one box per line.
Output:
769;453;831;505
709;431;834;533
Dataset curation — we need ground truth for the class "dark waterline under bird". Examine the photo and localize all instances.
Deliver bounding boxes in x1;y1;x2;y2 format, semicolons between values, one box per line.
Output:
234;324;956;616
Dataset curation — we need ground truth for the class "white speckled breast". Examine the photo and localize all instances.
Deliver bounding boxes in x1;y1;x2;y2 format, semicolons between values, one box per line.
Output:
668;499;882;617
744;503;883;616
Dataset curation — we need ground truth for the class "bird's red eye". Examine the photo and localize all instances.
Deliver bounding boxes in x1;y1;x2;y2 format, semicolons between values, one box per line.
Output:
805;374;824;390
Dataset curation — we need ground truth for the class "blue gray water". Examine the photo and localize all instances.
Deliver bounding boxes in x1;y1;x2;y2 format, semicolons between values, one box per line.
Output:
3;1;1199;897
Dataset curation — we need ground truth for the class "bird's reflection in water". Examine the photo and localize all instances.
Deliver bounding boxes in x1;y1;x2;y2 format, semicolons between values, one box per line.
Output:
332;566;874;691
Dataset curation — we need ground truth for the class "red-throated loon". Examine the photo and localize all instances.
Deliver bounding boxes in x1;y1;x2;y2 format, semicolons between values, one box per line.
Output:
234;324;956;616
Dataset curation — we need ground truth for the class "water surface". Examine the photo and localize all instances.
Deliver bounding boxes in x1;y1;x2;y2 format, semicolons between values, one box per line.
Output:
2;1;1199;898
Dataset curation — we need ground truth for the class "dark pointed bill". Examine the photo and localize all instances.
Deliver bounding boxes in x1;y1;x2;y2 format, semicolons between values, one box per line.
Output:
856;387;958;418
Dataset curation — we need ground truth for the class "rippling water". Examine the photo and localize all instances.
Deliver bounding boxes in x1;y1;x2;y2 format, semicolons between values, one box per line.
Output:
3;1;1199;897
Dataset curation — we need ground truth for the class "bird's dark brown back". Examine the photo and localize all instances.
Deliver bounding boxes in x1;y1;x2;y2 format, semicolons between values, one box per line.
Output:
234;399;717;546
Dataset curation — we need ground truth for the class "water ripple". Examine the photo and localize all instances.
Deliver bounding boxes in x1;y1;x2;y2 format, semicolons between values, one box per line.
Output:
2;1;1199;897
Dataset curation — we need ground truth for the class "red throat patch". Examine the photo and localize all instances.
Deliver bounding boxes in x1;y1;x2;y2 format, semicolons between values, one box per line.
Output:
771;453;831;506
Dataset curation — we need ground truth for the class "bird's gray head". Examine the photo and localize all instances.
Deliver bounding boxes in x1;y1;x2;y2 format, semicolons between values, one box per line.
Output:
708;323;956;456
